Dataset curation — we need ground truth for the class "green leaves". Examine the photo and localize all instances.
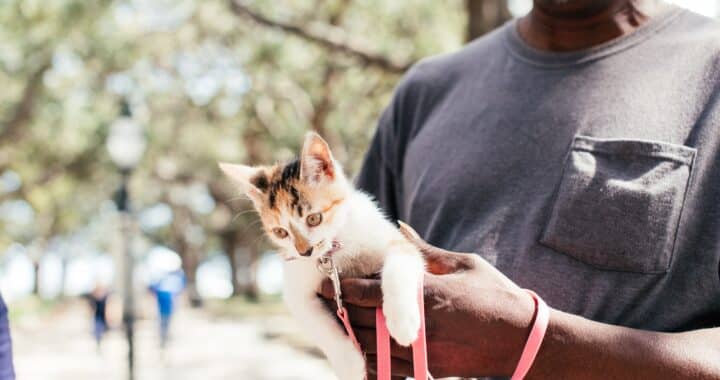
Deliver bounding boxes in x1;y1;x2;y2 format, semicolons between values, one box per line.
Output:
0;0;465;259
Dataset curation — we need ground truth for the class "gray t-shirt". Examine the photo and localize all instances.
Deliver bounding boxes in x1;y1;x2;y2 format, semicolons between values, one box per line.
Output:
357;5;720;332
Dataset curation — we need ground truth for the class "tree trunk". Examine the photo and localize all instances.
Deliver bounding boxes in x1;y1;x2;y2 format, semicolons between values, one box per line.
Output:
465;0;512;42
180;244;203;307
172;207;203;307
0;60;51;144
59;256;68;299
243;244;260;302
238;125;265;302
220;229;243;297
33;261;40;295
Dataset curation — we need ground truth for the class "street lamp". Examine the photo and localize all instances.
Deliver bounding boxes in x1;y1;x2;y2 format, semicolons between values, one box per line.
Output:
107;99;146;380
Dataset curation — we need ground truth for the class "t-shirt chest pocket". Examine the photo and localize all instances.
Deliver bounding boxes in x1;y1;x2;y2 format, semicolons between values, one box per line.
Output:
540;135;696;274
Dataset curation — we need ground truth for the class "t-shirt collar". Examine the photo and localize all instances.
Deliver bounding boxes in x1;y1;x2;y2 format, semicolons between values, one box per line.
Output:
502;5;685;68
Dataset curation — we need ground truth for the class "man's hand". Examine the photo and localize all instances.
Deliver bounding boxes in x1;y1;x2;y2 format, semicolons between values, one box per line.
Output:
318;222;535;378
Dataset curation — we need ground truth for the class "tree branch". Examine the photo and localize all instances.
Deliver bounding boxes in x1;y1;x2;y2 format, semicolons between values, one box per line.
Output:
0;60;52;143
229;0;412;74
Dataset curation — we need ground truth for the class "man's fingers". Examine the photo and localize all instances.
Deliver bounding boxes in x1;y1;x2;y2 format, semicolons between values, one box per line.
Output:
398;220;476;274
355;327;413;361
338;278;383;307
365;354;414;377
344;304;376;327
318;278;383;307
366;374;406;380
318;278;335;300
397;220;421;241
365;373;406;380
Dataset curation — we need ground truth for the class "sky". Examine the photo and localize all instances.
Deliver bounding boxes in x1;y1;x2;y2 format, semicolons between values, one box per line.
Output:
667;0;719;16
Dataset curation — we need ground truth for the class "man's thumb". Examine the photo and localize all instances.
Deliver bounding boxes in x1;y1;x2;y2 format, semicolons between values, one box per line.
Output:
397;220;474;274
397;220;421;243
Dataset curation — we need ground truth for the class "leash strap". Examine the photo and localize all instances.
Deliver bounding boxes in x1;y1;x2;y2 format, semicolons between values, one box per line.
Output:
326;254;430;379
375;307;391;380
376;280;429;380
337;307;362;352
510;289;549;380
411;280;429;380
333;268;546;380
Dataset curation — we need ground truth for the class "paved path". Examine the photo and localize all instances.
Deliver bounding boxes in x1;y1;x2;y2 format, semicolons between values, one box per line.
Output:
11;302;336;380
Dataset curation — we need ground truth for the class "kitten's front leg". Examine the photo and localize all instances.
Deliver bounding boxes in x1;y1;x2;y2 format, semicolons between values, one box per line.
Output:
284;263;365;380
381;244;425;346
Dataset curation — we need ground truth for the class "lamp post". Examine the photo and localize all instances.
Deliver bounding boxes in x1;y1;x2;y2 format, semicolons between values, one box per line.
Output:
107;100;146;380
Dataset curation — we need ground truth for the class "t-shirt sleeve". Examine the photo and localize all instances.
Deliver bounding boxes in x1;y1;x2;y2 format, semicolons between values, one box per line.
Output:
355;103;401;220
355;60;434;221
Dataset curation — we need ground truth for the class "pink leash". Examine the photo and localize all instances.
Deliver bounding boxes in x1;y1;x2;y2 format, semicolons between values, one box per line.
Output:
336;306;362;353
510;290;549;380
335;281;428;380
323;245;431;379
375;280;429;380
372;288;548;380
330;253;547;379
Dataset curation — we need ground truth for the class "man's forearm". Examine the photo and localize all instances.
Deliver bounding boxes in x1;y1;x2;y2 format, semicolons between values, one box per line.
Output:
527;309;720;379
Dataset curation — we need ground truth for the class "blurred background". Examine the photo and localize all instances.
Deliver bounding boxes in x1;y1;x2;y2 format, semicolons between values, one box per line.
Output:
0;0;718;379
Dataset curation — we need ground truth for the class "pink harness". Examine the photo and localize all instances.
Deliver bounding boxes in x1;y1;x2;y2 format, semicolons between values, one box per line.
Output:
323;247;548;380
333;281;428;380
320;250;429;380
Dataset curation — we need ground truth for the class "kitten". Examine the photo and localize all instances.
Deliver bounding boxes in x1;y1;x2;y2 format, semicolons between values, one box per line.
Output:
219;132;425;380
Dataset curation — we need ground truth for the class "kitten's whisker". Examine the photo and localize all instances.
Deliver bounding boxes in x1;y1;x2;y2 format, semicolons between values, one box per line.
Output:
244;218;263;229
249;234;267;247
225;195;251;202
231;209;258;223
239;218;264;235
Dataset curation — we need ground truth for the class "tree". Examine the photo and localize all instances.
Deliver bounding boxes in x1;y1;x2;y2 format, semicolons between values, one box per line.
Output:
466;0;512;42
1;0;517;301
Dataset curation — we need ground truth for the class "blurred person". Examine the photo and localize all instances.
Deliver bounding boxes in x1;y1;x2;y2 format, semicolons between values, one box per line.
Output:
148;269;185;348
0;294;15;380
83;284;110;350
319;0;720;378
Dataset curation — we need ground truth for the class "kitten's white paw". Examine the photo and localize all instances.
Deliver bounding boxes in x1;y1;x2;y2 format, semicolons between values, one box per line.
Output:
383;298;421;347
328;341;366;380
381;253;424;347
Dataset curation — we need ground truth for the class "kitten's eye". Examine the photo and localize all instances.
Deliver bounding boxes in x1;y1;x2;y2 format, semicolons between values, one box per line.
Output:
272;227;288;239
306;212;322;227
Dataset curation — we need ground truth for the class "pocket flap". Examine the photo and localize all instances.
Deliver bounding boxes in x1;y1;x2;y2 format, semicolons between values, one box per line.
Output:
540;135;696;274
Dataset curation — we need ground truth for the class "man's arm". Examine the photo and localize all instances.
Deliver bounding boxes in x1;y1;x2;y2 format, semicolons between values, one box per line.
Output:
318;224;720;379
530;309;720;379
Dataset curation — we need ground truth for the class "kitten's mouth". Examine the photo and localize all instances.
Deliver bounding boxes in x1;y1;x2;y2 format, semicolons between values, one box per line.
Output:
283;240;341;262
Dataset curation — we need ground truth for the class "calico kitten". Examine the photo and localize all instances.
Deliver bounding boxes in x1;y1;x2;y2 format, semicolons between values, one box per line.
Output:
219;132;425;380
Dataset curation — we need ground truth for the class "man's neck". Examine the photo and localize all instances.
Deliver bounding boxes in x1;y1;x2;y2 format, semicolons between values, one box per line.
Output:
517;0;669;52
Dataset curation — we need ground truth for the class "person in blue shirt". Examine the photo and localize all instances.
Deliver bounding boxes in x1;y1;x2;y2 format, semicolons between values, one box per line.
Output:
84;284;110;350
148;270;185;348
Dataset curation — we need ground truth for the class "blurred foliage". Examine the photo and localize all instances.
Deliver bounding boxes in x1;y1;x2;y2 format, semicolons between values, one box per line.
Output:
0;0;466;296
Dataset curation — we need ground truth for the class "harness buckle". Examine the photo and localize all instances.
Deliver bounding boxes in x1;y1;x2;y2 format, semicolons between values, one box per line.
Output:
318;256;343;311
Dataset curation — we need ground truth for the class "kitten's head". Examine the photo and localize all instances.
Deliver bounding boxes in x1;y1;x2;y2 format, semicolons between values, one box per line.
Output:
219;132;351;260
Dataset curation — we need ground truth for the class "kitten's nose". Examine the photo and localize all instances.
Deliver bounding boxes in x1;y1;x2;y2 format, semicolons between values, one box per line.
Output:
299;247;314;257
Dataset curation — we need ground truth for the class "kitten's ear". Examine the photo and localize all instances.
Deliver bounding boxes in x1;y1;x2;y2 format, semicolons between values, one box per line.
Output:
218;162;265;202
300;132;335;184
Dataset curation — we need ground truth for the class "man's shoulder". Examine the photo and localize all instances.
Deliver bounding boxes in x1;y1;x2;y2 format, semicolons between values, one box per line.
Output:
397;24;508;97
663;9;720;54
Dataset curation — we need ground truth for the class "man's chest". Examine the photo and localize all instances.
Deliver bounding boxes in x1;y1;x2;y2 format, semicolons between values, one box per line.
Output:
398;78;705;267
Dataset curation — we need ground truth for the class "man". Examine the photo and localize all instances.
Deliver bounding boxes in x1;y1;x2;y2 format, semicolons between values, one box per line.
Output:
319;0;720;378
